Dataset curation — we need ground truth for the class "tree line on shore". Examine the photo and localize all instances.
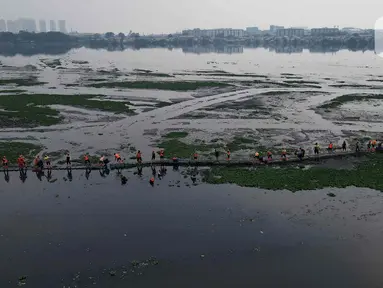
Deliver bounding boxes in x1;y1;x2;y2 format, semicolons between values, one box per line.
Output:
0;31;376;56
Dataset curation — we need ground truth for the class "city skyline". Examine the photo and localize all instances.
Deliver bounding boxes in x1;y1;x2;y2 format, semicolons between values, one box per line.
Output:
0;0;382;34
0;18;67;33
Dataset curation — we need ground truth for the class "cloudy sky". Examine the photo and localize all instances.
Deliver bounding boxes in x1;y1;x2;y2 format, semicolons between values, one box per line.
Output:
1;0;383;34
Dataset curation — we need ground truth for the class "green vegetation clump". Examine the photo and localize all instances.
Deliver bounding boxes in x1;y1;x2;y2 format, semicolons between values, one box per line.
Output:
0;141;42;163
0;89;26;93
157;139;212;158
133;72;174;77
86;80;232;91
204;154;383;192
164;131;189;138
0;77;46;86
283;80;320;84
318;93;383;109
0;94;135;127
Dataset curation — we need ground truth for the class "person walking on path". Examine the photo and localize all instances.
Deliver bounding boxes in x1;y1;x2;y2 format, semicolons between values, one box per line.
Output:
342;141;347;151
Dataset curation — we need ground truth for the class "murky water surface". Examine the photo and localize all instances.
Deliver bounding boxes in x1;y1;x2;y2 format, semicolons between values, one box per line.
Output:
0;167;382;287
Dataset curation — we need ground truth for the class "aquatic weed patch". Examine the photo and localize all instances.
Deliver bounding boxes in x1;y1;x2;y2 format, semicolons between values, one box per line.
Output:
0;89;27;93
204;154;383;191
163;131;189;139
156;139;213;158
0;77;46;87
0;94;135;127
0;141;42;162
86;80;232;91
318;93;383;109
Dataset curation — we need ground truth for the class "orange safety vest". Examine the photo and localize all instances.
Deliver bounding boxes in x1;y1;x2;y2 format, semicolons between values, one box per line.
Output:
84;155;89;161
329;144;333;149
115;153;120;158
136;152;141;158
160;151;164;157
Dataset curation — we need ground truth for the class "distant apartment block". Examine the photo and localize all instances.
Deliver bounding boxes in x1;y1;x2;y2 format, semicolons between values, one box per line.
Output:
0;19;6;32
58;20;66;33
50;20;56;31
182;28;245;38
311;27;339;36
246;26;260;36
6;20;20;33
39;20;47;32
270;25;284;34
19;18;36;32
276;28;305;37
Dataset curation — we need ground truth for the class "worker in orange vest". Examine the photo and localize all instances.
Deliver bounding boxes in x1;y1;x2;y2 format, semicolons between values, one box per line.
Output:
328;142;333;152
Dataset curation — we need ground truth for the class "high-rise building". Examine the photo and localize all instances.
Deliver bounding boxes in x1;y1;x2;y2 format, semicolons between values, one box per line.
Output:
0;19;6;32
6;20;20;33
39;20;47;32
50;20;56;31
19;18;37;32
58;20;66;33
246;26;260;36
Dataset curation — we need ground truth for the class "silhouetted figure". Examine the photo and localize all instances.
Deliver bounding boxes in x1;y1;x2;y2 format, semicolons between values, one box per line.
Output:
4;171;9;183
46;170;52;181
214;148;219;161
151;165;156;177
172;156;179;171
20;173;27;183
36;171;43;181
120;175;127;185
67;167;72;181
137;166;143;177
99;168;106;178
85;168;91;180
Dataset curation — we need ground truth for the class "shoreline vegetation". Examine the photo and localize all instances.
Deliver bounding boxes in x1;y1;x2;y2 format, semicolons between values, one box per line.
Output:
0;31;375;56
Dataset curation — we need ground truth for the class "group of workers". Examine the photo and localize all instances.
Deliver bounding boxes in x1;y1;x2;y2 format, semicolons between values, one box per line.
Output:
1;138;381;172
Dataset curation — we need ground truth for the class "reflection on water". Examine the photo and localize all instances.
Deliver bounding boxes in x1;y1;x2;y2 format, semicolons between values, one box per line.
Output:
182;45;244;54
0;167;383;287
0;44;376;57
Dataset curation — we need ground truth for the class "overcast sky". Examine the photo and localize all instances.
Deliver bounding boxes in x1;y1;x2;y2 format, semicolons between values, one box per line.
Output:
1;0;383;34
